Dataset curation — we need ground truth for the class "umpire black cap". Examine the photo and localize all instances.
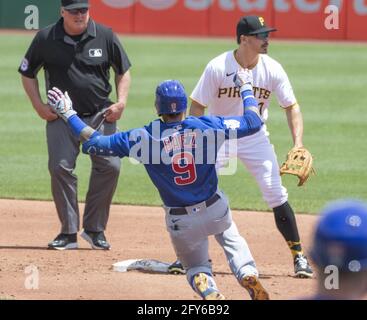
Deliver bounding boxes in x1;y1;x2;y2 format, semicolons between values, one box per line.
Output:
237;15;277;43
61;0;90;10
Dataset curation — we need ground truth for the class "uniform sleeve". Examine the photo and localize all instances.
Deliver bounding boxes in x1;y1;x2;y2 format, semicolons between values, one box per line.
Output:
198;112;262;139
18;31;44;78
110;33;131;75
272;63;297;108
82;128;144;159
190;63;220;107
82;132;128;158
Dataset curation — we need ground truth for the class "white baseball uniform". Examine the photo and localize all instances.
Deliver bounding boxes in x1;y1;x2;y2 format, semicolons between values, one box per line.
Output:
191;51;297;208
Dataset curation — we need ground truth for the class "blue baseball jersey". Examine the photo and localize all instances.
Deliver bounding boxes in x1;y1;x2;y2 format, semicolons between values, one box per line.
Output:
81;111;262;207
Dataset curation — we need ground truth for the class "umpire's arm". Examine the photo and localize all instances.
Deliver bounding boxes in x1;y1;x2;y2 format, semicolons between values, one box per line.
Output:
105;32;132;122
21;76;58;122
105;70;131;122
116;70;131;107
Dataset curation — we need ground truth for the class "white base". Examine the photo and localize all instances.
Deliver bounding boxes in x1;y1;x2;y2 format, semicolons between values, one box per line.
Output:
112;259;171;273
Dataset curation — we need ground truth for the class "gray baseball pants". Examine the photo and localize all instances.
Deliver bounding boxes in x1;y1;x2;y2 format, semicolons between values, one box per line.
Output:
46;113;121;235
164;191;258;285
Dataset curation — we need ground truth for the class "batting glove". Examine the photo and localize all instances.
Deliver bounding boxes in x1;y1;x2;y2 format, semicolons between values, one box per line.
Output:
233;69;253;92
47;87;76;122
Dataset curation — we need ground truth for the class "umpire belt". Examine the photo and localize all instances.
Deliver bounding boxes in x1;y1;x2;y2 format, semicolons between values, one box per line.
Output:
169;193;221;215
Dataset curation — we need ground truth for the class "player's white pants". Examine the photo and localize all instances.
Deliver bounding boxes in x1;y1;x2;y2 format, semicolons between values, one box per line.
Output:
217;126;288;209
164;191;258;289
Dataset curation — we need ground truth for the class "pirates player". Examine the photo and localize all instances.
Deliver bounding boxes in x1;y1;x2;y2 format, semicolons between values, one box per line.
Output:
184;15;313;278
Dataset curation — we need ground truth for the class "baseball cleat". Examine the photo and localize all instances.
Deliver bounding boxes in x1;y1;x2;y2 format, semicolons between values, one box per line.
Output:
193;273;225;300
81;230;111;250
294;254;313;278
48;233;78;250
168;260;186;275
241;275;270;300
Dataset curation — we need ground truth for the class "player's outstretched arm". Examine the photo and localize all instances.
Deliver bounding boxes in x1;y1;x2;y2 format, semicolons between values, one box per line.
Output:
233;69;260;117
197;69;262;138
47;87;121;157
228;69;263;137
47;87;97;141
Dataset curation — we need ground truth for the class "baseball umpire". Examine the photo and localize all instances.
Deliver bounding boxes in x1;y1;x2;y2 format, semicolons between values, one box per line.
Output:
18;0;131;250
308;199;367;299
184;15;313;278
46;69;270;300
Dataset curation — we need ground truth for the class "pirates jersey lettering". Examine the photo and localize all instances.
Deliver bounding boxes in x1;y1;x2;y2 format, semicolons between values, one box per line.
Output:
218;86;271;100
191;51;297;121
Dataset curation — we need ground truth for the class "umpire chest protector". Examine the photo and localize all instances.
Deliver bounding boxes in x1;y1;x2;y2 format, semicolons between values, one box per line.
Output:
19;18;131;116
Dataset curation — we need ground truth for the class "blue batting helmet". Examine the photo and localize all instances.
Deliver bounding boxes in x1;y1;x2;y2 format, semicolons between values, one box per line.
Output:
310;199;367;272
155;80;187;115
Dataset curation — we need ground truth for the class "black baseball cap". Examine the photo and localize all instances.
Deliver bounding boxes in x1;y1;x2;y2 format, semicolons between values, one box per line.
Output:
61;0;89;10
236;15;277;43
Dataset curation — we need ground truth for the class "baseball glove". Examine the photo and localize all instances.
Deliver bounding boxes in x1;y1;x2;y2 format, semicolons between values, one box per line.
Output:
280;147;315;186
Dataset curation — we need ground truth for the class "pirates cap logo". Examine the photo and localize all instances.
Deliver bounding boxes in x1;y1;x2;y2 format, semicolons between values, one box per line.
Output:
259;17;265;26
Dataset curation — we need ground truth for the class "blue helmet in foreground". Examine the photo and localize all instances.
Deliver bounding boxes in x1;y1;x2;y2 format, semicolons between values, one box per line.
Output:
311;199;367;272
155;80;187;115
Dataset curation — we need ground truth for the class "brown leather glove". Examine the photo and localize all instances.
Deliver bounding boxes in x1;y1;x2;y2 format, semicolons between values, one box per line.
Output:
280;147;315;186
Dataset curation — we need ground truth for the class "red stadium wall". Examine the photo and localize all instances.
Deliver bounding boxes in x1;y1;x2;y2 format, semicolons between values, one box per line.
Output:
90;0;366;41
134;1;209;35
274;0;347;40
89;0;134;33
347;0;367;40
208;1;274;37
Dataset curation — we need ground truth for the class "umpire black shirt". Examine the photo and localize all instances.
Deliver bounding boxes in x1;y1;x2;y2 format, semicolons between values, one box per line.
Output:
18;18;131;116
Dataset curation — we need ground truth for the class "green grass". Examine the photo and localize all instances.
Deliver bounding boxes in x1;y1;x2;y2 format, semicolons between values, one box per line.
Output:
1;34;366;214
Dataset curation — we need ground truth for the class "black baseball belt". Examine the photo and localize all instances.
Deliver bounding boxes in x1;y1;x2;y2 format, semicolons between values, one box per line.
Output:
169;193;221;215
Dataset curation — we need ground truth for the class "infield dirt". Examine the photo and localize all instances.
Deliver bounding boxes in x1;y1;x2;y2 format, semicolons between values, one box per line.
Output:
0;199;318;300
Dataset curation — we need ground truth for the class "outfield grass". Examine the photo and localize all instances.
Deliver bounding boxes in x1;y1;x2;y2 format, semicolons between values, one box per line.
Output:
0;34;366;214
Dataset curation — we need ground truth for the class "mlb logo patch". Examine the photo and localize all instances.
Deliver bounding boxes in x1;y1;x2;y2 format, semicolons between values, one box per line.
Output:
89;49;103;58
20;58;29;71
